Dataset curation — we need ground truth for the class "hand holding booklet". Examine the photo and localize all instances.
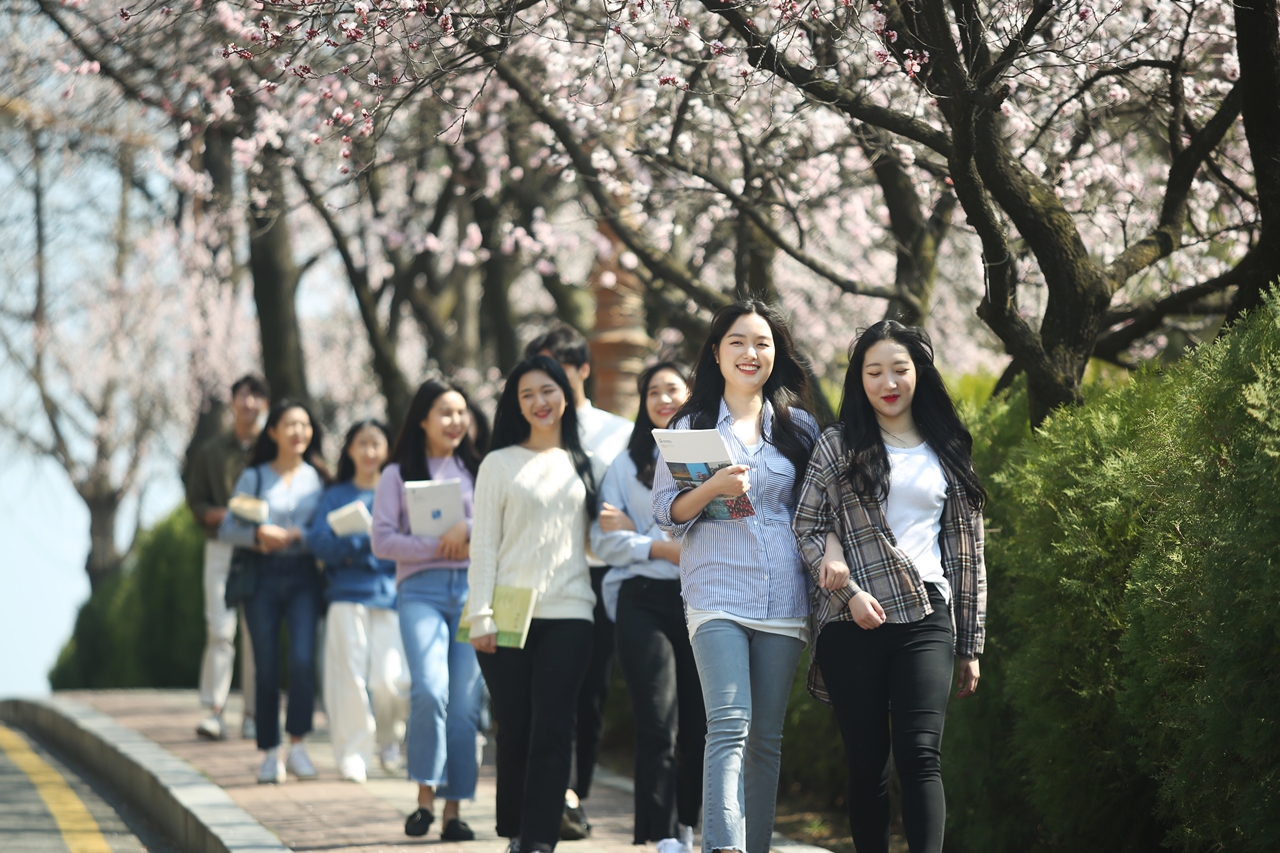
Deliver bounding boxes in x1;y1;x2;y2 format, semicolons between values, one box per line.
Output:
456;586;539;648
404;478;464;537
326;500;372;537
652;428;756;520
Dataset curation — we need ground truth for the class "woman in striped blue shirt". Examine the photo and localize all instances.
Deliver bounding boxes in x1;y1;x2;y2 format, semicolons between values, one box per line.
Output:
652;301;819;853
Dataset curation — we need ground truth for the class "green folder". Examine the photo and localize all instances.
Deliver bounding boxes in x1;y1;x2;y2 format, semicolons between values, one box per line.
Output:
456;586;539;649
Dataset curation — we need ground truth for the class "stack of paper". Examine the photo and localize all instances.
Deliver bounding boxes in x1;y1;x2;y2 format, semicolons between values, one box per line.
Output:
326;500;373;536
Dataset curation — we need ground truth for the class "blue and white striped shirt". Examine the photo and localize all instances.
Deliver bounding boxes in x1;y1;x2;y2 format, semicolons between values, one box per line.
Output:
652;399;818;620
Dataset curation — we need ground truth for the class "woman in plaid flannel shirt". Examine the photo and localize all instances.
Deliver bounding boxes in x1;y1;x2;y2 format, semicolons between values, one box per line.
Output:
792;321;987;853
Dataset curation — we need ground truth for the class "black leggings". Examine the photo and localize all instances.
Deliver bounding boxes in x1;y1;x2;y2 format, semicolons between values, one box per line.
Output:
614;577;705;841
477;618;594;850
573;565;615;799
815;585;954;853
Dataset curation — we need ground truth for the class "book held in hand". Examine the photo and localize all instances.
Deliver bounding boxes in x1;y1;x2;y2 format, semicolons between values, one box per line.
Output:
652;428;756;520
456;586;539;648
228;493;270;524
326;500;372;537
404;478;465;537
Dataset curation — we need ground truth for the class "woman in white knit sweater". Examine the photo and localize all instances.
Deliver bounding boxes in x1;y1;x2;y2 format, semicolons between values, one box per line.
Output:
468;355;600;853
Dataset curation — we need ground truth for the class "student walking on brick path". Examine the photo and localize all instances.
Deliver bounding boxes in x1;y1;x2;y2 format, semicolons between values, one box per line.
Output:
372;381;485;842
185;374;269;743
219;399;329;784
308;420;410;785
525;326;632;840
792;321;987;853
592;362;704;853
468;355;599;853
652;301;819;853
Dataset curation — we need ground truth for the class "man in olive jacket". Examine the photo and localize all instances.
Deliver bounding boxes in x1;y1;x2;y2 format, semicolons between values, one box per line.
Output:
184;374;268;741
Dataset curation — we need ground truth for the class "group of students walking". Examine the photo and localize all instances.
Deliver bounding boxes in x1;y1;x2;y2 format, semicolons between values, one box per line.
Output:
184;301;987;853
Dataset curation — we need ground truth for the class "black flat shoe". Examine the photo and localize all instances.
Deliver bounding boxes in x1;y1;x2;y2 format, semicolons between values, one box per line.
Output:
560;802;591;840
404;808;435;837
441;817;475;841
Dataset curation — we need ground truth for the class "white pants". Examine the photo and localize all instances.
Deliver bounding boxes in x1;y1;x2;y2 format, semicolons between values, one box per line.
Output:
199;540;256;715
323;602;410;774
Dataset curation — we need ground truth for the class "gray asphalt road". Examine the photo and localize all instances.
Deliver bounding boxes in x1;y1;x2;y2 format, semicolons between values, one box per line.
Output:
0;722;178;853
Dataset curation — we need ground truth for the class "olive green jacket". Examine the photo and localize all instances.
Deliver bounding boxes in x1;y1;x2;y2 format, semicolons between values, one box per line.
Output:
184;431;256;538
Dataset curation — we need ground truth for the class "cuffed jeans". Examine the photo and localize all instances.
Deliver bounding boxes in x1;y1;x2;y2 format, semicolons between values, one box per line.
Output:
243;555;323;751
690;619;804;853
198;540;256;716
478;618;594;850
398;568;483;798
324;602;410;777
615;577;705;842
816;585;954;853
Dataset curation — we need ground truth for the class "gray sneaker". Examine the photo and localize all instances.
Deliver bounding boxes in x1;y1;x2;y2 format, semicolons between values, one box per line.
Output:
196;714;226;741
240;716;257;741
286;743;318;780
258;749;285;784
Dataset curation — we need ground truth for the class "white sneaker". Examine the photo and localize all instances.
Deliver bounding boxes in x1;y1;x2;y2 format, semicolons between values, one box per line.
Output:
286;743;318;780
258;748;285;784
196;714;226;741
339;756;367;783
657;838;685;853
678;823;695;853
241;716;257;741
379;742;402;773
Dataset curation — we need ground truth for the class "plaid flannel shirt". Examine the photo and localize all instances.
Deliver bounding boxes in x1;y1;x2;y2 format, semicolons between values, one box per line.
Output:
792;425;987;704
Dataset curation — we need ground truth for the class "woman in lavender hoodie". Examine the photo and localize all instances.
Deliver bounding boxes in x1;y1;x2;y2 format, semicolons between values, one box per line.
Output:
372;381;485;841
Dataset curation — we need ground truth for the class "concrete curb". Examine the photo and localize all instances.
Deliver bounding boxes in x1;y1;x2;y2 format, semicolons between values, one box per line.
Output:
0;696;287;853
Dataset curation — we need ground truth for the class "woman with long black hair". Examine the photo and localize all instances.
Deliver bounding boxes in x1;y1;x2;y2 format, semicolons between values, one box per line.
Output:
591;362;703;853
792;320;986;853
371;381;485;841
219;399;329;784
468;355;598;853
652;300;819;853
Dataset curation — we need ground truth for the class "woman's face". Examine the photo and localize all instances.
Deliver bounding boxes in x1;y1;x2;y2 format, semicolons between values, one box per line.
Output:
646;368;689;430
268;407;313;459
421;391;470;457
517;370;567;432
714;312;775;397
347;425;388;478
861;339;917;421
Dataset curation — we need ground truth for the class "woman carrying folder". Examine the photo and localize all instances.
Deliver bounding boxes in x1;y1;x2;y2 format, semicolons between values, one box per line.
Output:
307;420;408;785
372;382;485;841
652;301;818;853
468;355;599;853
592;362;705;853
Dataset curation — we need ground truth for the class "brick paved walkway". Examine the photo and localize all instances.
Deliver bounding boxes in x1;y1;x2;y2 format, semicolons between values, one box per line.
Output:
61;690;667;853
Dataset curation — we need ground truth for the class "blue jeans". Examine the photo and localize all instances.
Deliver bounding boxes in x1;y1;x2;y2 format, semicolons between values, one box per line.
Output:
398;568;482;798
690;620;805;853
243;555;323;751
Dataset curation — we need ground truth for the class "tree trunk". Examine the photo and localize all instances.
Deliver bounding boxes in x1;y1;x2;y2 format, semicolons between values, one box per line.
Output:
589;221;652;417
248;147;308;402
82;479;124;593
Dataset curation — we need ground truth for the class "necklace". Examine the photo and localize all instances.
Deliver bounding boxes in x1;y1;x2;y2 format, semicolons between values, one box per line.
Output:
880;425;919;446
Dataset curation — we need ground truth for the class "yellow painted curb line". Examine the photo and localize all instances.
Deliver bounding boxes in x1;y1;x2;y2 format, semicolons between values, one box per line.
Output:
0;723;113;853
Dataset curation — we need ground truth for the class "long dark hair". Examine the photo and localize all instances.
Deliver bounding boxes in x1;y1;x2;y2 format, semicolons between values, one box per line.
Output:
671;300;817;499
629;361;690;489
388;381;483;481
335;419;391;484
491;355;598;519
840;320;985;510
250;399;331;483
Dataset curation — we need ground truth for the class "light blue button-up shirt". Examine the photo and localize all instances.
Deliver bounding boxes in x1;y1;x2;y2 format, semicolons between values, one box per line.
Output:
218;463;324;556
652;399;817;619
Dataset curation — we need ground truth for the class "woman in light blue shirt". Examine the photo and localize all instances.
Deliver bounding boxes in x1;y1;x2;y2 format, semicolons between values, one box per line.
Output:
220;399;328;785
592;362;703;852
652;302;819;853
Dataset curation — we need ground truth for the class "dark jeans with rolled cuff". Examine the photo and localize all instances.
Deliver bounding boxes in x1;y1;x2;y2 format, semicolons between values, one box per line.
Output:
815;584;954;853
242;554;324;752
571;565;615;800
615;577;705;842
478;618;594;851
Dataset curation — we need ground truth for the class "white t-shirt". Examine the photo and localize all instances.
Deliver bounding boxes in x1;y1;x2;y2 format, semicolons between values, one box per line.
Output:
885;442;950;601
578;401;633;467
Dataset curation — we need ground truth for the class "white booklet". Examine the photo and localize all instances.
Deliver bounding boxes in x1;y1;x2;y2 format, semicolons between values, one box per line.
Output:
652;428;756;520
405;478;465;537
326;500;372;537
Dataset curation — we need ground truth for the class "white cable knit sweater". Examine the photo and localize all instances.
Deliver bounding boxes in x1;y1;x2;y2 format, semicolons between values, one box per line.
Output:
467;445;595;637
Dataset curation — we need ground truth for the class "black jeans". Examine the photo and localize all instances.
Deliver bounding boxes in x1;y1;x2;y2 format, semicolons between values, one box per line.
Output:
614;577;705;842
815;585;954;853
242;555;323;751
572;564;615;798
477;618;594;849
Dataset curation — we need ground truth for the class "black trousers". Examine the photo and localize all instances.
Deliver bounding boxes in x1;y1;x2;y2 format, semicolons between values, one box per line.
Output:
815;585;954;853
478;618;594;849
572;564;615;798
614;577;705;842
